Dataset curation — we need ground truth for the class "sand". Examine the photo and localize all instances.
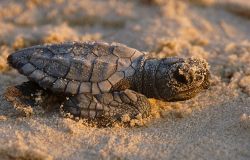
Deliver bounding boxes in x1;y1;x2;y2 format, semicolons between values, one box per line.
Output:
0;0;250;159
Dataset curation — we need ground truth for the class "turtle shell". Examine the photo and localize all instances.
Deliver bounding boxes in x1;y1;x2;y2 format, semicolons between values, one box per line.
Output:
8;41;144;95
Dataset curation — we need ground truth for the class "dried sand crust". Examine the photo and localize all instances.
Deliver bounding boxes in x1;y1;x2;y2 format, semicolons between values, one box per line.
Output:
0;0;250;159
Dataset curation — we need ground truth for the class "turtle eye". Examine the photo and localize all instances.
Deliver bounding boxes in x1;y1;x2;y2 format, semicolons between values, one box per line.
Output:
174;72;189;84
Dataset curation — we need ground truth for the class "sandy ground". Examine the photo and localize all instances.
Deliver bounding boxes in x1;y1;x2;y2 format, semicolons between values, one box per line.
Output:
0;0;250;159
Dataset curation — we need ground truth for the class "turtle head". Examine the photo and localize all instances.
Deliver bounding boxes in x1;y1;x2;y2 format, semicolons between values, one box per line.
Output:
155;57;210;101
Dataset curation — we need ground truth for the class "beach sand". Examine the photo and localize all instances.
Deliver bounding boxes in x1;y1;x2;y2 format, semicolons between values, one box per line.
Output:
0;0;250;159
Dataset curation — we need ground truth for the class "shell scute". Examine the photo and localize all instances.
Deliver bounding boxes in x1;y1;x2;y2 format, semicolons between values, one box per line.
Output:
79;82;91;93
92;41;111;56
112;42;136;58
28;70;45;82
117;58;131;71
38;76;56;89
20;63;36;75
44;56;70;78
66;59;93;81
65;81;80;95
90;58;117;82
48;42;73;55
92;83;101;95
52;79;68;93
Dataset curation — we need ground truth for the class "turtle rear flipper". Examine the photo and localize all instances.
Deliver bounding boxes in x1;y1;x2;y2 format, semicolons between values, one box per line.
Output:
62;89;151;121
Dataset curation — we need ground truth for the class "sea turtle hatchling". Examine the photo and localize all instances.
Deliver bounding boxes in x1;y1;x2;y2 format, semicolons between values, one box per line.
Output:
7;41;210;120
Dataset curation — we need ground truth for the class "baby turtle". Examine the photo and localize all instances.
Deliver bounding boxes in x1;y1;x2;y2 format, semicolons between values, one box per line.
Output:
7;41;210;120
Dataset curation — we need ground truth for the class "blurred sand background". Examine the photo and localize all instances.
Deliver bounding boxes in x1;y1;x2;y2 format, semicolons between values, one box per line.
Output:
0;0;250;159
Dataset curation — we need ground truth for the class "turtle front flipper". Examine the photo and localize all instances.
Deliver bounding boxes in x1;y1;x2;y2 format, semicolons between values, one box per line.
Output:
62;89;151;121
